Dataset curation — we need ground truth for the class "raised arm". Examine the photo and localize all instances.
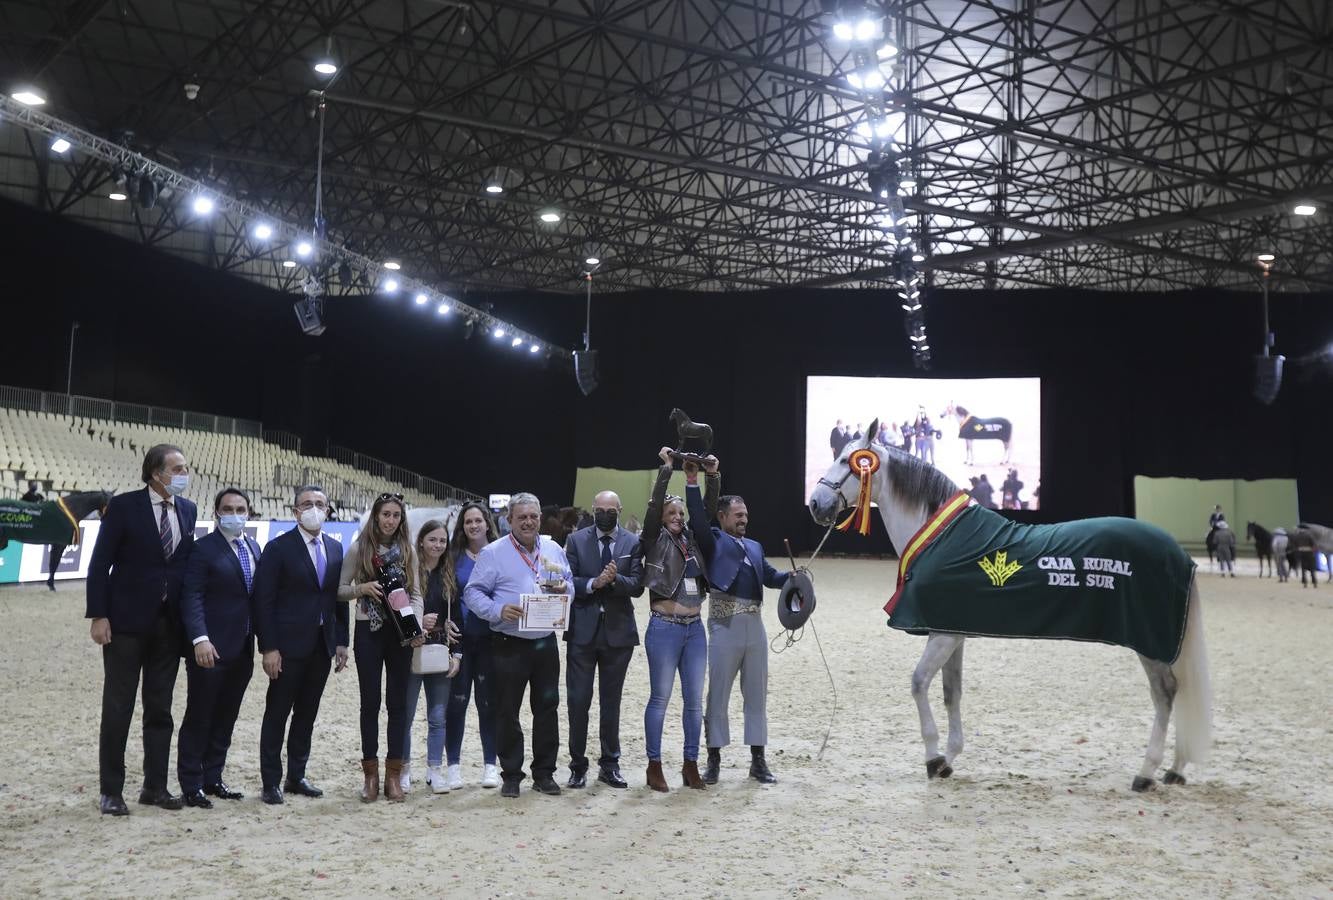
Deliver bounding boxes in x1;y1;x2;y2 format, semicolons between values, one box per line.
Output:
639;457;674;547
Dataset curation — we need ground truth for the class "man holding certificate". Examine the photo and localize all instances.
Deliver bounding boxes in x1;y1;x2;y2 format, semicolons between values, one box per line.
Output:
462;492;573;798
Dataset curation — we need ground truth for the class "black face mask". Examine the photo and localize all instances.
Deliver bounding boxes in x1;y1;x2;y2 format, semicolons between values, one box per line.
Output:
594;510;619;532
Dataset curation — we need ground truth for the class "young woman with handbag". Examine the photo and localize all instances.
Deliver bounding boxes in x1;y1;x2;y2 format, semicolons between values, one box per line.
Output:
404;518;463;794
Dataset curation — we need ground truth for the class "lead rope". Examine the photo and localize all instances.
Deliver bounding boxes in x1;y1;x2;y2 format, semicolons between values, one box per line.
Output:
769;524;838;760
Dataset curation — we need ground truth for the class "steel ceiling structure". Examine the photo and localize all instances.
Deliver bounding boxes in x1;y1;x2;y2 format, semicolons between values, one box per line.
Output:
0;0;1331;298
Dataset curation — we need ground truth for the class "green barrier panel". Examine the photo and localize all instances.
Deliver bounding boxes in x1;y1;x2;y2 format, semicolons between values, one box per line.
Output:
1133;476;1299;552
573;466;693;530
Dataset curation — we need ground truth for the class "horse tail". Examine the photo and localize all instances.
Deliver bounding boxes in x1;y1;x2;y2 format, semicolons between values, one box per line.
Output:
1171;575;1212;767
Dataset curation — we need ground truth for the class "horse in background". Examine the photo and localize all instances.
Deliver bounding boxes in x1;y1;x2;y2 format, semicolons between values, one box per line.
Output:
1296;522;1333;583
1245;522;1275;577
540;505;584;546
942;402;1013;465
0;490;113;591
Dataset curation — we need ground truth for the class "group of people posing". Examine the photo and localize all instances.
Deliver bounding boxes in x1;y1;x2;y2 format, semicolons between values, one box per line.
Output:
86;443;790;815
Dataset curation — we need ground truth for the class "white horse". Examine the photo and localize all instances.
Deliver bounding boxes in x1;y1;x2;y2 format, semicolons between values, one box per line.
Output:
808;420;1211;792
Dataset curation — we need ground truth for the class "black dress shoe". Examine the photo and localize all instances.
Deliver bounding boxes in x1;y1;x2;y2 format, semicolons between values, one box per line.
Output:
282;778;323;798
500;781;520;798
532;777;562;796
261;786;284;805
183;790;213;809
566;770;587;789
137;788;184;810
703;749;721;785
749;754;778;785
99;794;129;816
596;767;629;789
204;782;244;801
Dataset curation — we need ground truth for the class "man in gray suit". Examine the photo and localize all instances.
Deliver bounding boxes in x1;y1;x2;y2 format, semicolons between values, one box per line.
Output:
563;490;644;789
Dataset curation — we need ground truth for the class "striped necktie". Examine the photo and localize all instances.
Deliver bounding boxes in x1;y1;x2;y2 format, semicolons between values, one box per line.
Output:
234;538;254;593
159;501;174;559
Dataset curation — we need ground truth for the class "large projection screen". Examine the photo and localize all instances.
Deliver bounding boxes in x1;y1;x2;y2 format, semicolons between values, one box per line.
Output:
805;376;1042;510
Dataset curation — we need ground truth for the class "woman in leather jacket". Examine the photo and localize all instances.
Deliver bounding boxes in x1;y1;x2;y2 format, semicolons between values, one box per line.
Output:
640;446;718;793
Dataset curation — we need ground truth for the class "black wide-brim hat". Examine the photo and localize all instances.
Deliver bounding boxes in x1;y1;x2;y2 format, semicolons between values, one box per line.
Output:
777;569;816;631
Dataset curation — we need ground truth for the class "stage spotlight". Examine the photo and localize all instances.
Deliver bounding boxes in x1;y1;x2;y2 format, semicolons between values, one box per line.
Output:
191;195;215;215
383;259;401;270
11;87;46;106
529;343;540;353
539;208;562;224
252;222;273;240
485;167;506;194
313;59;338;75
415;292;428;305
383;277;399;293
1294;204;1316;216
282;259;297;268
1256;253;1275;262
509;336;523;348
847;65;888;91
437;302;450;315
50;137;71;154
295;239;313;258
911;253;925;262
108;189;127;201
493;326;506;338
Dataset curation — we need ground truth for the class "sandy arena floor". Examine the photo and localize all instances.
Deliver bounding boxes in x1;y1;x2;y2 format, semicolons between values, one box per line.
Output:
0;557;1329;898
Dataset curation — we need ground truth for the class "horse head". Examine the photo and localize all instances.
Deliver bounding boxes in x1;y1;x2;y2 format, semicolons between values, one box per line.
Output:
809;417;883;525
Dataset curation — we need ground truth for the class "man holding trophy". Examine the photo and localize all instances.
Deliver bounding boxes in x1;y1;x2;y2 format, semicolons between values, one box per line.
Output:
462;492;573;798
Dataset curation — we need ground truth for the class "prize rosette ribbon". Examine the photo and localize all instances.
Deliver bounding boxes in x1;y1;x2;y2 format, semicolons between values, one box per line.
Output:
836;448;881;537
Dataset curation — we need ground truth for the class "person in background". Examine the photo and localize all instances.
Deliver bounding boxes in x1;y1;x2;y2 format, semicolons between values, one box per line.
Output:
828;419;846;459
1001;469;1024;510
973;474;996;509
22;480;43;503
1209;505;1225;528
1214;517;1237;578
443;501;501;789
876;421;891;446
403;519;462;794
339;493;421;803
253;485;348;806
86;444;197;816
496;504;512;537
900;420;914;454
562;490;643;790
177;487;259;808
640;449;717;793
463;492;573;798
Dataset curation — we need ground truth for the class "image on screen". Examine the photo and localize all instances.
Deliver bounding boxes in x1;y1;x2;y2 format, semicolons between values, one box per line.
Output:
805;376;1042;511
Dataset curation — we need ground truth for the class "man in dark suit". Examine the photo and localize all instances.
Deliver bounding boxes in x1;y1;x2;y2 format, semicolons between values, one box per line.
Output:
177;487;260;808
86;444;197;816
562;490;644;789
829;420;847;459
688;473;790;786
253;485;348;805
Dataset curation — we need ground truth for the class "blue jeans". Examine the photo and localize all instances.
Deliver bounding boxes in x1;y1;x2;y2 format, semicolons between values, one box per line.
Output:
404;671;451;767
444;631;497;766
643;616;707;762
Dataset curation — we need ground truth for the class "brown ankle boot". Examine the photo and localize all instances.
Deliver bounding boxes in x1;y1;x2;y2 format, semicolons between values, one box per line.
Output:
646;760;669;793
384;760;405;802
681;760;706;789
360;759;380;803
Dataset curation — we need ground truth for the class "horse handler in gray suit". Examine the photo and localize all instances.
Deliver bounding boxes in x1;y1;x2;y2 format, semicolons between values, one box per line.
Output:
687;457;790;785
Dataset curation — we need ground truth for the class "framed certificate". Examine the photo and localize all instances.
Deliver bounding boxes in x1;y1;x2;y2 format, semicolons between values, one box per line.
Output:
520;593;569;632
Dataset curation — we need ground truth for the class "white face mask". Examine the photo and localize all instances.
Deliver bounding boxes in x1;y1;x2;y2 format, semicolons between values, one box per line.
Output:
217;514;247;538
299;507;326;532
161;473;190;496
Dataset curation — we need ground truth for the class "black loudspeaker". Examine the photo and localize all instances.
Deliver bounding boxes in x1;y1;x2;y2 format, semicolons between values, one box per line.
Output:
573;349;598;396
293;298;326;336
1253;354;1284;404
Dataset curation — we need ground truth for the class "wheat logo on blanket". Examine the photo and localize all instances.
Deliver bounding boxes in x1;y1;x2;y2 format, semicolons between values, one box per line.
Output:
977;550;1022;586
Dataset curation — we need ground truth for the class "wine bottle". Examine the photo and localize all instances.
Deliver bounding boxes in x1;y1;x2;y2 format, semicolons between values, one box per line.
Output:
374;546;424;647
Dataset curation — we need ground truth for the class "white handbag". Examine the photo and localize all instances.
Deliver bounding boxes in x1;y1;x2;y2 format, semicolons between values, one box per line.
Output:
412;642;452;675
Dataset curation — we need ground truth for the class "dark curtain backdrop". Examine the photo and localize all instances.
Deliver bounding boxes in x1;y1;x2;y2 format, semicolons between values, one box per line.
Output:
3;197;1331;554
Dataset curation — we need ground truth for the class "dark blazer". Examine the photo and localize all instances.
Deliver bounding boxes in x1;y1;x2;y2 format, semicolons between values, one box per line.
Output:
253;526;347;659
688;488;788;597
181;530;260;661
564;524;644;647
86;487;197;634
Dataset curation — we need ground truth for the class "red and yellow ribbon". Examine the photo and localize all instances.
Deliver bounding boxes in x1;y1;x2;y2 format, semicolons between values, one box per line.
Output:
835;448;881;536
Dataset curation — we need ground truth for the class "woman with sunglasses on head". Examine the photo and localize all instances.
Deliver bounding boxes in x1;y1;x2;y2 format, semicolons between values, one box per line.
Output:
338;492;422;803
639;447;718;793
441;501;501;789
403;519;463;794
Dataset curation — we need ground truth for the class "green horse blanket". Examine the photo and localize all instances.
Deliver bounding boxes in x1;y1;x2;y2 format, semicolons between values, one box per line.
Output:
885;492;1195;664
0;497;81;545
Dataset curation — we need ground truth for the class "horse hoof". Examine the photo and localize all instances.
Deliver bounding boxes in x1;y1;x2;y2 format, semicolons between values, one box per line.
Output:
1162;770;1186;785
926;756;951;779
1131;776;1155;793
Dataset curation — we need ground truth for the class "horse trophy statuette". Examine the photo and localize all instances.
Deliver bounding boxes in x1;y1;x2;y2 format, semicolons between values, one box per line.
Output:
667;408;714;467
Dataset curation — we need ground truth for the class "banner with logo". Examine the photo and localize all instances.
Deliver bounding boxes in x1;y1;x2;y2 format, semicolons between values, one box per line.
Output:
885;494;1194;664
11;520;364;585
